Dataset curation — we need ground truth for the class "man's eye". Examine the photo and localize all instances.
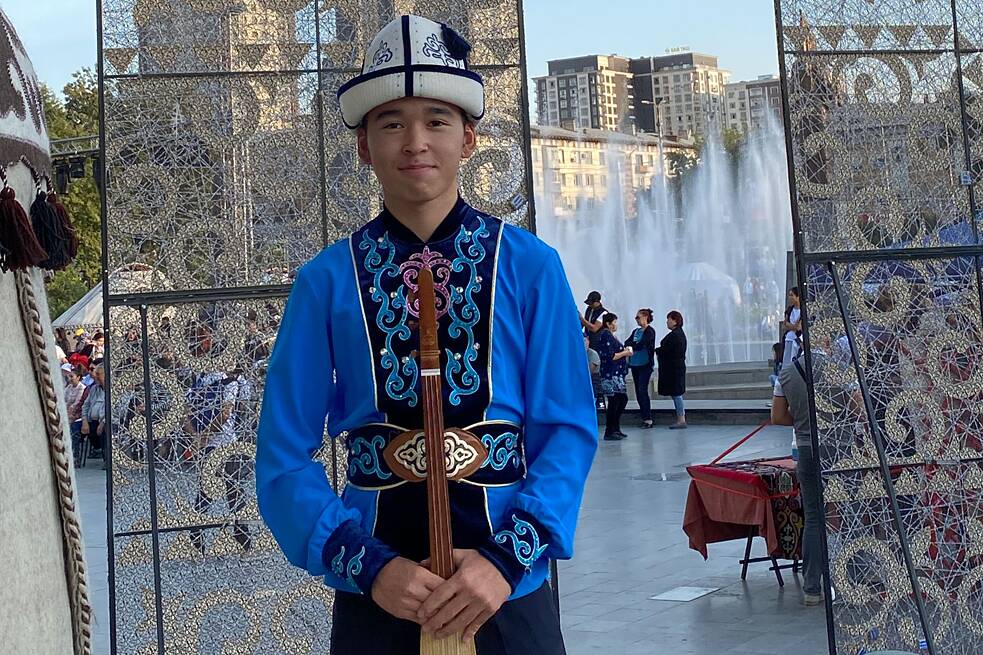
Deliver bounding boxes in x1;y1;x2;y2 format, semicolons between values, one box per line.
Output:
383;122;402;129
430;120;448;127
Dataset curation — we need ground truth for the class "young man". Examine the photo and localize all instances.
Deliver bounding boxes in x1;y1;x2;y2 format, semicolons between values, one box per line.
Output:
257;15;597;654
580;290;605;348
771;351;824;606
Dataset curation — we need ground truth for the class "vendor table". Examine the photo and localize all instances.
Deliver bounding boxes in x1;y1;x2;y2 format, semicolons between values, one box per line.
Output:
683;457;804;585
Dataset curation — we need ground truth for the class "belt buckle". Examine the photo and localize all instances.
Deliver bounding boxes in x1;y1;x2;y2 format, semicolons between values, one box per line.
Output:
383;428;489;482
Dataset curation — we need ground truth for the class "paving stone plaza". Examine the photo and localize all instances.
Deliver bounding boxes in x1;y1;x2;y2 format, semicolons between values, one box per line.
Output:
79;422;827;654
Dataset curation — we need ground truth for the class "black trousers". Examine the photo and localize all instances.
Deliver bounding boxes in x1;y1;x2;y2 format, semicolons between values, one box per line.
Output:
630;365;653;421
604;392;628;435
330;582;565;655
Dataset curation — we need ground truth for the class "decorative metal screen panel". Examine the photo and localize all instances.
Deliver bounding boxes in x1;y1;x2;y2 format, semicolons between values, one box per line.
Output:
777;2;983;654
97;1;534;652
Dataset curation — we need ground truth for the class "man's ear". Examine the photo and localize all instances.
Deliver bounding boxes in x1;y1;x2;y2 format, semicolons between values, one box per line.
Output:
461;121;477;160
356;126;372;165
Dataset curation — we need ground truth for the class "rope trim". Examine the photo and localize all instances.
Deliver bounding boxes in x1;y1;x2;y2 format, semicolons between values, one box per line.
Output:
14;268;93;655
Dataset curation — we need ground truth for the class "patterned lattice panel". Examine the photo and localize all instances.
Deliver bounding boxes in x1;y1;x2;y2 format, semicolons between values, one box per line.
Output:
779;2;983;653
108;297;347;651
103;74;323;293
808;258;983;472
101;0;320;76
824;463;983;655
783;50;973;253
780;1;955;52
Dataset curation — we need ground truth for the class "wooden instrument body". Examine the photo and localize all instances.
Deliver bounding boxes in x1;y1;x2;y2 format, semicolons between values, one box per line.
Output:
418;267;478;655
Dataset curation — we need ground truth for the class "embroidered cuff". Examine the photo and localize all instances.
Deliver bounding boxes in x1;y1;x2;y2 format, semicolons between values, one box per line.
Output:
478;510;549;592
321;519;398;595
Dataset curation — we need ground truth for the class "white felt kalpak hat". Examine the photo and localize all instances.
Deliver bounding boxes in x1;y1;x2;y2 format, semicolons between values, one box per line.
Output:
337;15;485;129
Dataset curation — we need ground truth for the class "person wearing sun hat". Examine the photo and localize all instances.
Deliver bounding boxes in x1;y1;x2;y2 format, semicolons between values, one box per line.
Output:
257;15;596;653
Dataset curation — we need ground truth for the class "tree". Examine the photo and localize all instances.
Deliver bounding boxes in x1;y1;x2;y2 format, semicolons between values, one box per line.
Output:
41;69;102;320
666;150;697;177
720;127;746;163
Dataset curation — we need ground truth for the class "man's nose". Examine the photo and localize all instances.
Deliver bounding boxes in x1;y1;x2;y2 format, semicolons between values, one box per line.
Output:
402;124;428;154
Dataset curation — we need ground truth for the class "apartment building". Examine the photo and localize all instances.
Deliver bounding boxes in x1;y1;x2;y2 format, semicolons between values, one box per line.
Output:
534;55;635;132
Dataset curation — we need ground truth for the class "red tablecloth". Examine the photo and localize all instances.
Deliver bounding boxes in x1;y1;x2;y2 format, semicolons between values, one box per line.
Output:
683;457;804;560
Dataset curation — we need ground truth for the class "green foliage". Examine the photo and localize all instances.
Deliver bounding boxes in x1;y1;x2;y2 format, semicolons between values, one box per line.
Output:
666;150;697;177
41;68;102;320
720;127;746;162
46;267;90;320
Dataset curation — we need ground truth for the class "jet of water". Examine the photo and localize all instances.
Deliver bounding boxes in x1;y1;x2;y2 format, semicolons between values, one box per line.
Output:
537;113;793;365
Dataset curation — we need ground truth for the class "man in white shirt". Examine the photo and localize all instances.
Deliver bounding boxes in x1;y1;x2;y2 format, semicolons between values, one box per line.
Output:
187;368;252;554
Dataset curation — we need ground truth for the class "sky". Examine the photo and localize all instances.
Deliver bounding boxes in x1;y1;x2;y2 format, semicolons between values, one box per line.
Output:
4;0;780;93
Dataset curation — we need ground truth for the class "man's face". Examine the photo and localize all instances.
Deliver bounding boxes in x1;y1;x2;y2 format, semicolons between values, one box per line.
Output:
93;368;105;386
357;97;477;206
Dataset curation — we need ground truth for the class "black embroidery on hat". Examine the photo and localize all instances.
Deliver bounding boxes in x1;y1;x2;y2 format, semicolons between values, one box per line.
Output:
422;33;460;68
371;41;393;68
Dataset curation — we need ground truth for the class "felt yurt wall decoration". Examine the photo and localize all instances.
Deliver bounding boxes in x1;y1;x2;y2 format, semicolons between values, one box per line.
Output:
0;7;92;655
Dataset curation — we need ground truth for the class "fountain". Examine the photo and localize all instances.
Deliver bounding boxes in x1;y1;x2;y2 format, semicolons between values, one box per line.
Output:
536;114;793;366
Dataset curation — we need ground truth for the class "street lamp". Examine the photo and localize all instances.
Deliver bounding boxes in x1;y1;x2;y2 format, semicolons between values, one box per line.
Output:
639;98;665;179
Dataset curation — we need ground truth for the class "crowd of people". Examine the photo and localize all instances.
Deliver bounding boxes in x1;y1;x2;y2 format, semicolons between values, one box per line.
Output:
54;308;276;553
53;327;109;468
580;291;689;441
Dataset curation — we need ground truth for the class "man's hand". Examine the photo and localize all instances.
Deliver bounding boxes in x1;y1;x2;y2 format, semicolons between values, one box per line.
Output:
418;549;511;642
371;557;444;623
81;421;90;435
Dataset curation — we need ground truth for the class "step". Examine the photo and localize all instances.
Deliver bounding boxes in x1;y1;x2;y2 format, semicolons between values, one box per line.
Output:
685;367;773;387
613;399;772;425
685;382;774;401
686;361;771;372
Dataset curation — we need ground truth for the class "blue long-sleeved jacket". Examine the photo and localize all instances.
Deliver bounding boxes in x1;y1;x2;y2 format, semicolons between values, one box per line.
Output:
256;198;597;599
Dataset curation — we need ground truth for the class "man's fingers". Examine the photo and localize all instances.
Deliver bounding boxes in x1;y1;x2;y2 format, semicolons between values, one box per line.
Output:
450;549;469;566
463;608;494;641
397;598;424;622
408;576;440;602
418;568;445;591
418;579;459;622
426;592;473;636
436;602;483;640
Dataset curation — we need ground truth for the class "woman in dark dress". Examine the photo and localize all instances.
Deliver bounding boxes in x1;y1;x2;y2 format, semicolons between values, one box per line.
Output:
596;312;633;441
627;308;657;429
656;310;688;429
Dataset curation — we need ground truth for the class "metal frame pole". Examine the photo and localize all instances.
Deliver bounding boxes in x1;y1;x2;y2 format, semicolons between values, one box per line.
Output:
94;0;119;650
139;306;167;653
516;0;538;235
828;263;937;655
772;4;837;651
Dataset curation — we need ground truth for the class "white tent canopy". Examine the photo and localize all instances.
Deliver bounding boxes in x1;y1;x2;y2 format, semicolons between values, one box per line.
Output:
681;262;742;306
52;282;103;329
53;265;170;330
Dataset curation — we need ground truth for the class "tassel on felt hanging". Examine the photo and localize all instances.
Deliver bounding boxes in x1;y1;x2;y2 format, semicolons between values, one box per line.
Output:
30;187;71;270
45;179;79;261
20;155;74;270
0;164;46;273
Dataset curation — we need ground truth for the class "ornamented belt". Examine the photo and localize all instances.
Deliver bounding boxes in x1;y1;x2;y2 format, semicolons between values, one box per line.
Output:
343;421;525;490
